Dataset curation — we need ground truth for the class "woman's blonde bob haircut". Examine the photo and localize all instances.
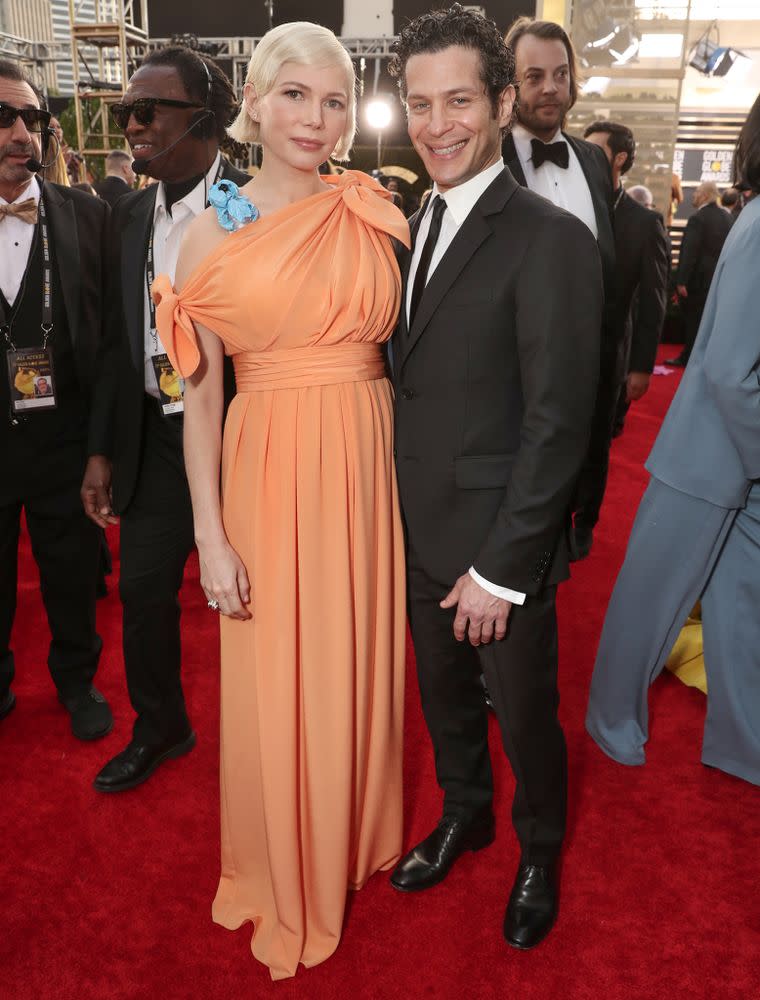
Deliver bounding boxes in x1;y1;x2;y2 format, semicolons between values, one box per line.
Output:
228;22;356;161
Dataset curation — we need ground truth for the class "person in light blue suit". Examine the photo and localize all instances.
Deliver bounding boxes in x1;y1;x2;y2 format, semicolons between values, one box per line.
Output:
586;93;760;786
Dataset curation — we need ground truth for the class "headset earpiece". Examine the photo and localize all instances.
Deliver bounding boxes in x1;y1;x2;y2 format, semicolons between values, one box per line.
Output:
190;55;216;139
189;108;214;137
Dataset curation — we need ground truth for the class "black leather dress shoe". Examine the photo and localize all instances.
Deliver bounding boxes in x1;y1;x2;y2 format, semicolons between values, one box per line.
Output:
503;862;559;950
93;731;196;793
0;688;16;721
58;686;113;740
664;355;687;368
390;812;495;892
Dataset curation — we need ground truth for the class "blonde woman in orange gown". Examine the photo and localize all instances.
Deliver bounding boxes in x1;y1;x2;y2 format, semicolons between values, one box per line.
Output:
152;23;410;981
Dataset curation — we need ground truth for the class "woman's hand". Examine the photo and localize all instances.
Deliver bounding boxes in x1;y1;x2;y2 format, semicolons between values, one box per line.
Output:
198;540;252;620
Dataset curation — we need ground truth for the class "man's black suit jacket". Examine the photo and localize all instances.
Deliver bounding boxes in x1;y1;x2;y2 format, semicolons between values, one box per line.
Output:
94;174;133;208
88;157;249;512
392;168;603;594
502;130;615;330
677;201;733;298
40;181;110;391
613;190;669;374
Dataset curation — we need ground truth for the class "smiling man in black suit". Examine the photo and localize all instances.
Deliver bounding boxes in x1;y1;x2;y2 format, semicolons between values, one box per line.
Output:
387;5;602;949
81;47;248;793
502;17;616;560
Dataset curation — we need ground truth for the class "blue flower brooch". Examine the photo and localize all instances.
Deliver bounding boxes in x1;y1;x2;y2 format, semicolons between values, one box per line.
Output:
209;180;260;232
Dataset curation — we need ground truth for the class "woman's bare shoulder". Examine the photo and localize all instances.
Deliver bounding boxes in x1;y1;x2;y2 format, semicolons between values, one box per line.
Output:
177;207;228;287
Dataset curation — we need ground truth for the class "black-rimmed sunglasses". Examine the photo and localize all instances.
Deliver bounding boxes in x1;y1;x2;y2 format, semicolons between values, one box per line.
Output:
0;103;52;133
110;98;202;130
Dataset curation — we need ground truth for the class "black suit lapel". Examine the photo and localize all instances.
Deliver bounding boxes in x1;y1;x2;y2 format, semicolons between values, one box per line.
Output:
43;184;80;344
501;133;528;188
564;133;612;236
402;169;518;367
122;187;156;369
390;205;424;376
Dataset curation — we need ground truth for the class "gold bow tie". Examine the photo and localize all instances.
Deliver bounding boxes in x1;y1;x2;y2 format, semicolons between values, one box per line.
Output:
0;198;38;224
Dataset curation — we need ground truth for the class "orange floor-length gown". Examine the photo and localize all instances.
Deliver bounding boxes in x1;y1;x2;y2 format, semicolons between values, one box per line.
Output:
153;171;410;980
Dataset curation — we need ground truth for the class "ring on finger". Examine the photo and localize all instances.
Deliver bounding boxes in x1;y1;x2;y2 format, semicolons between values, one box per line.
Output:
207;599;220;611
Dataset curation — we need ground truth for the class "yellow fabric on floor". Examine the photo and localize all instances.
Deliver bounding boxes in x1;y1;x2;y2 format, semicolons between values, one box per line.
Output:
665;603;707;694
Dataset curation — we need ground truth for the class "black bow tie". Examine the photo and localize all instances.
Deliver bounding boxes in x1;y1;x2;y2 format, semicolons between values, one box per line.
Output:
530;138;569;170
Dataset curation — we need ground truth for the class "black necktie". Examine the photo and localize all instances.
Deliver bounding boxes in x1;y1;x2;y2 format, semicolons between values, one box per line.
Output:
409;195;446;328
531;138;569;170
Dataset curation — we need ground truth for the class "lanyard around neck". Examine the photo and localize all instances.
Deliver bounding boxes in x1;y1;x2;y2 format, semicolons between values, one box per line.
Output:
1;184;54;352
145;159;224;332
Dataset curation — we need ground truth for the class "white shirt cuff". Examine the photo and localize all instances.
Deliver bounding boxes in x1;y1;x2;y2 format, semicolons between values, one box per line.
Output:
469;567;526;605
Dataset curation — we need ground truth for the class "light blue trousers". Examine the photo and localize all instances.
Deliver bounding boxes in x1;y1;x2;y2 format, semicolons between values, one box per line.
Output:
586;478;760;786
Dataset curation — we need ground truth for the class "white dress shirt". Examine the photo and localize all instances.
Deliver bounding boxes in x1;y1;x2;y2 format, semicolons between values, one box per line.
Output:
511;124;598;238
0;178;40;306
406;157;526;606
143;152;221;396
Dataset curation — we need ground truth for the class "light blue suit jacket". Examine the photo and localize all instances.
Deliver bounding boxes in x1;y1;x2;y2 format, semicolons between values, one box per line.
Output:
647;196;760;509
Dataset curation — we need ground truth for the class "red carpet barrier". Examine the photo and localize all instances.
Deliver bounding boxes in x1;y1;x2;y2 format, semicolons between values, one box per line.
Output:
2;348;759;999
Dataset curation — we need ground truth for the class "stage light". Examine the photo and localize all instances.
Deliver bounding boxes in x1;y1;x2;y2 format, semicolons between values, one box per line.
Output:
688;22;749;78
365;98;393;130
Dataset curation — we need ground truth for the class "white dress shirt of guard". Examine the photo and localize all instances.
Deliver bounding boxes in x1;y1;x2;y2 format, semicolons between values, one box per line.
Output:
142;151;221;398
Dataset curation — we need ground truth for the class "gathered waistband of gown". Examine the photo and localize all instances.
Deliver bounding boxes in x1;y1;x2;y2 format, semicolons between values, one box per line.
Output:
232;342;386;392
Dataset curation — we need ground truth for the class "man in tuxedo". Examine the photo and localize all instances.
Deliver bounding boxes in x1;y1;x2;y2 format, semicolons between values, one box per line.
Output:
0;60;112;737
584;121;668;434
666;181;733;368
387;7;602;949
81;47;248;792
501;17;615;559
93;149;135;207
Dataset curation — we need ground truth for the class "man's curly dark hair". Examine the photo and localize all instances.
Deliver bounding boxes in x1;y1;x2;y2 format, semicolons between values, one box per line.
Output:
388;4;515;119
139;46;238;143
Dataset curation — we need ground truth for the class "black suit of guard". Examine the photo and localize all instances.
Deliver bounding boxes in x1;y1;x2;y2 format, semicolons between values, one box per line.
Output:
1;183;108;703
87;158;248;747
392;167;602;863
502;131;617;542
612;190;669;424
676;201;733;363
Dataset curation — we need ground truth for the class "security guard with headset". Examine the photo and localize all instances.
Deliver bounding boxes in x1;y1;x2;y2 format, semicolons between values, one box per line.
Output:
82;46;249;791
0;58;113;740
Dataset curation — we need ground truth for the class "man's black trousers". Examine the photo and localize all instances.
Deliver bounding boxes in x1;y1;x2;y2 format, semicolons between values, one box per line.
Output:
119;397;195;746
407;550;567;865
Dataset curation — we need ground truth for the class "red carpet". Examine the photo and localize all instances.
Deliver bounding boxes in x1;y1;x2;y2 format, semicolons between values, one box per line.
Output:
3;349;759;1000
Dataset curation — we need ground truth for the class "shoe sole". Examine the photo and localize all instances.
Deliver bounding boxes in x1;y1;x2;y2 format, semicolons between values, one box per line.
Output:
390;829;496;893
57;689;114;741
73;717;115;741
504;909;558;950
93;731;197;793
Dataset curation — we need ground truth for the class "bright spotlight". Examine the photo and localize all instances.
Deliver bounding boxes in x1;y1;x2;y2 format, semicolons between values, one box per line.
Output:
365;98;393;130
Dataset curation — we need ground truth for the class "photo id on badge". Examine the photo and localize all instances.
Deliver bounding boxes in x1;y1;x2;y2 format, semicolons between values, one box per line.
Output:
6;345;57;413
151;352;185;416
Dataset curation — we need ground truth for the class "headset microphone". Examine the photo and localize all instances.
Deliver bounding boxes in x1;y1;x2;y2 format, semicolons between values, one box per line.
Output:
131;112;213;173
24;129;60;174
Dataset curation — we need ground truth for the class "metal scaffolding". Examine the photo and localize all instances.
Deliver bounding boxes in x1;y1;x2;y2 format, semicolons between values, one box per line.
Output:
147;35;398;93
68;0;149;158
0;31;69;92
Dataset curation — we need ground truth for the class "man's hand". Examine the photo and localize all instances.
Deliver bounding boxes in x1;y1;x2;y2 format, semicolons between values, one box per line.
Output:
81;455;118;528
677;284;688;299
440;573;512;646
626;371;651;402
